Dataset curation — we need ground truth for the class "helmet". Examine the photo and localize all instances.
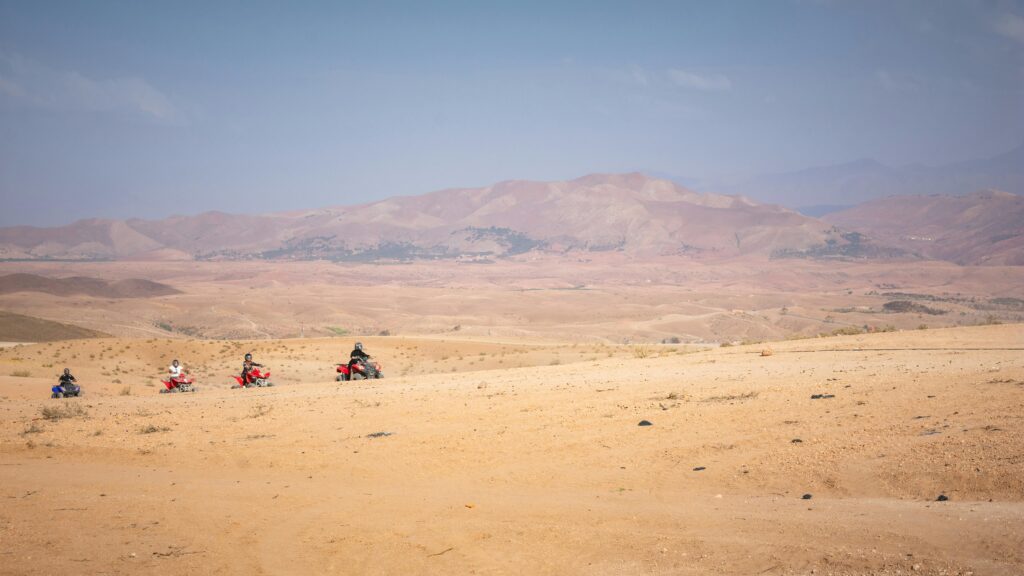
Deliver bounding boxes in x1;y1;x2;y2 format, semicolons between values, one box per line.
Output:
245;353;252;361
354;342;363;351
63;368;70;375
172;359;179;366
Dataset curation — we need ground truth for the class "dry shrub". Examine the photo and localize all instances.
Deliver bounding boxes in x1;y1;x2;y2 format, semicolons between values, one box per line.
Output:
760;348;774;357
702;391;760;403
11;370;31;377
631;345;653;359
41;403;88;421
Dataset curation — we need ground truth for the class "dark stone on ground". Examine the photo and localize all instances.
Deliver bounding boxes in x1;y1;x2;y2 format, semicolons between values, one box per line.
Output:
801;493;813;500
638;420;653;426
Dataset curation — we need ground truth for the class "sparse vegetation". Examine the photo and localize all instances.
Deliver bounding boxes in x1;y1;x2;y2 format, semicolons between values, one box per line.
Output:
702;391;760;403
139;424;171;434
631;345;653;359
882;300;947;315
41;403;88;421
247;403;272;418
10;370;31;377
826;326;864;337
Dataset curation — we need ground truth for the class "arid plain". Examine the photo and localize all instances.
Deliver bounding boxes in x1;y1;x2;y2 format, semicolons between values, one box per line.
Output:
0;258;1022;575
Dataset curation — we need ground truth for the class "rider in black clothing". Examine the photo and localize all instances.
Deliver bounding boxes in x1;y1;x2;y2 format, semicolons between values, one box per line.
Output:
241;353;263;385
348;342;373;375
58;368;77;393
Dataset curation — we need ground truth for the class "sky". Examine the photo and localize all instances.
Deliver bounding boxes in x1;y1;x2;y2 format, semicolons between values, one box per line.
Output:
1;0;1023;226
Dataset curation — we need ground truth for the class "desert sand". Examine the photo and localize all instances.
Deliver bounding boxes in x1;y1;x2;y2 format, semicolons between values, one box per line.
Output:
1;258;1023;344
1;323;1022;575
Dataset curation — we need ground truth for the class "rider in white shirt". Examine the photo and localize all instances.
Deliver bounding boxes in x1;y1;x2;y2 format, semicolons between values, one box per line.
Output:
169;359;186;383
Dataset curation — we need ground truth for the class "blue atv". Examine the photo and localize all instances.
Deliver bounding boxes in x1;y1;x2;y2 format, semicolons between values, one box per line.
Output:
51;383;82;399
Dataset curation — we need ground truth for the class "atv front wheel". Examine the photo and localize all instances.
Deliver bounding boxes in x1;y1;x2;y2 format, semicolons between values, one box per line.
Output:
51;392;61;399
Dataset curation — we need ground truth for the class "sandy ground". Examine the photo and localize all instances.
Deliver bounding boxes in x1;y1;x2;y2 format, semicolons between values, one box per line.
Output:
2;258;1023;343
1;324;1022;575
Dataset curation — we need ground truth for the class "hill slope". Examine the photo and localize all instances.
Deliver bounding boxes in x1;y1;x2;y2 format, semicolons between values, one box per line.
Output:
0;310;109;342
824;190;1024;265
711;144;1024;208
0;174;861;262
0;274;181;298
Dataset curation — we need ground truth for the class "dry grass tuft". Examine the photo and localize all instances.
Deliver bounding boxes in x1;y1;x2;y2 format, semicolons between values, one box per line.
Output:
631;345;653;359
40;403;88;421
702;391;760;403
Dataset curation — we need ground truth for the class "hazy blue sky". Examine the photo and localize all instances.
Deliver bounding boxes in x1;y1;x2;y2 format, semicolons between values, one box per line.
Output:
2;0;1023;225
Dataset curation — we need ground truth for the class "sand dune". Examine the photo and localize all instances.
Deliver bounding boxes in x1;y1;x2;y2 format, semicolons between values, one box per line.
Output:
1;324;1021;575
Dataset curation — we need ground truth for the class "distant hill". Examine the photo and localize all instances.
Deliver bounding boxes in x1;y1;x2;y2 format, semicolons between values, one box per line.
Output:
0;310;109;342
0;173;871;262
0;274;181;298
709;144;1024;209
824;190;1024;265
4;172;1018;266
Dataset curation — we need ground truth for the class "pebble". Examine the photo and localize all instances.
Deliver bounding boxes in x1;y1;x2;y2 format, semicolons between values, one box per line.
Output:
801;493;813;500
638;420;652;426
936;494;949;502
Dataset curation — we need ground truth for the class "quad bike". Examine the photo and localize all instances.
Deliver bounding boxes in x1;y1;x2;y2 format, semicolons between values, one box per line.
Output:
51;383;82;398
336;358;383;381
159;375;197;394
232;368;274;389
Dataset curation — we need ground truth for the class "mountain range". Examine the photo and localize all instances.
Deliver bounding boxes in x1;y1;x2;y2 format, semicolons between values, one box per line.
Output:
0;173;1019;266
705;144;1024;212
824;189;1024;266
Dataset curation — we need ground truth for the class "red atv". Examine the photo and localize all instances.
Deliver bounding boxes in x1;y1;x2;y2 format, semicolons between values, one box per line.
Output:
232;368;274;388
159;375;196;393
336;358;383;381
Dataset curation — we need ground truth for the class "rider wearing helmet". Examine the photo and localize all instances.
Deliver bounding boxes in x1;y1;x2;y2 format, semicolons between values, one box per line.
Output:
241;353;263;385
58;368;77;392
349;342;370;362
348;342;374;376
